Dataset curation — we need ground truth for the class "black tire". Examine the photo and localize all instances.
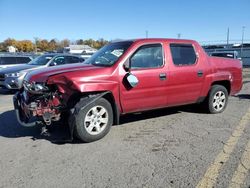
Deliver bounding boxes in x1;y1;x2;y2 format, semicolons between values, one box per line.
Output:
72;97;113;142
205;85;228;114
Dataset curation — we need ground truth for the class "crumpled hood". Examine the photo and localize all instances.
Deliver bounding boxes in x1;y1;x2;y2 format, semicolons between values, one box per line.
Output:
25;63;102;83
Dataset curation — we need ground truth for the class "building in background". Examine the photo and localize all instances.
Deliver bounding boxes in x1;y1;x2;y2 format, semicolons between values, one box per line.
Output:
7;46;17;53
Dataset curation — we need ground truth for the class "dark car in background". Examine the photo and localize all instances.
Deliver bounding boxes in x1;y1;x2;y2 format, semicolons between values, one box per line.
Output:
209;51;239;59
0;54;84;90
0;55;33;69
209;51;243;66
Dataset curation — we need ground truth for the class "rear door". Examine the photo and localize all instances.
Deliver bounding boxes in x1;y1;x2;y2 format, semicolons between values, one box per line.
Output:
120;43;168;113
166;43;205;106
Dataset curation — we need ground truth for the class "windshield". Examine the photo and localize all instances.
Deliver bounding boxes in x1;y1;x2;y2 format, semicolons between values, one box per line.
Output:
84;41;133;66
28;55;55;65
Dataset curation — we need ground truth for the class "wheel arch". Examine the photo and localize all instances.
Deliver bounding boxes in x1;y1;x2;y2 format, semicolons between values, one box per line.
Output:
101;92;120;125
68;91;120;125
210;80;231;95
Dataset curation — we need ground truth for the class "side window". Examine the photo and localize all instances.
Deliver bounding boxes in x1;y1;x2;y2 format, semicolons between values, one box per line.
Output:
130;44;163;69
66;56;81;64
53;56;66;65
1;57;17;65
170;44;197;66
16;57;32;64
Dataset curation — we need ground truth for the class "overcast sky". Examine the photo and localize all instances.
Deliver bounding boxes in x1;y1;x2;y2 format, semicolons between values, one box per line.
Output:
0;0;249;43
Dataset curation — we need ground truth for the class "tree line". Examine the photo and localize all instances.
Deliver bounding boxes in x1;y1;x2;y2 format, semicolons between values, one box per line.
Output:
0;38;109;52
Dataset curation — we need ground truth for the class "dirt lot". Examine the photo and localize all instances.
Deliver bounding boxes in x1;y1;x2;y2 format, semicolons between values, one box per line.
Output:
0;69;249;188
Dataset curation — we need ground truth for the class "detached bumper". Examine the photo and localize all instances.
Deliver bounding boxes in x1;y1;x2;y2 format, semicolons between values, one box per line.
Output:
13;92;42;127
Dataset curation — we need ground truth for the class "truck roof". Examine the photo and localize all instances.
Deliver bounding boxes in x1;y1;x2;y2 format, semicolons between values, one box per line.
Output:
111;38;197;44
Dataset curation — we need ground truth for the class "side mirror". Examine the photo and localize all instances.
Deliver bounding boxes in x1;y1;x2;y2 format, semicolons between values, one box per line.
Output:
126;73;139;88
50;62;57;66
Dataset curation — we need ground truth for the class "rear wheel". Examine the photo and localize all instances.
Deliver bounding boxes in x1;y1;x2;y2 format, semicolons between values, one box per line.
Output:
72;97;113;142
206;85;228;114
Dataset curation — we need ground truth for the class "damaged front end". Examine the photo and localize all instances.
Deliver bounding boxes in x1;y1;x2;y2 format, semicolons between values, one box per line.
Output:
13;81;65;127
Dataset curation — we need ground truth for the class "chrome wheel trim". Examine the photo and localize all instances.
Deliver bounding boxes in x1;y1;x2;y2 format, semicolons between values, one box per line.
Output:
84;105;108;135
212;91;226;111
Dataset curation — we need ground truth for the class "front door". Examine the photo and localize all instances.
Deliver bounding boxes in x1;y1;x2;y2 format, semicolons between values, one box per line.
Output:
120;43;168;113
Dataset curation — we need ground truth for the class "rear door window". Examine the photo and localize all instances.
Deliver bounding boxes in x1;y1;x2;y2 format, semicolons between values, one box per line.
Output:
16;57;32;64
170;44;197;66
66;56;81;64
0;57;17;65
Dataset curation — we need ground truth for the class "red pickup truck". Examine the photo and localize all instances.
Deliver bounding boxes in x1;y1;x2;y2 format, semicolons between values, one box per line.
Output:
13;39;242;142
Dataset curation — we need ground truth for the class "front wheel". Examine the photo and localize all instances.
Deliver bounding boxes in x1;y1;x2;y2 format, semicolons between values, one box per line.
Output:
206;85;228;114
72;97;113;142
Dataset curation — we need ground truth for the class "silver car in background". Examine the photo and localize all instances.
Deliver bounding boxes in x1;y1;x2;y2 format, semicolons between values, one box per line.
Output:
0;54;84;90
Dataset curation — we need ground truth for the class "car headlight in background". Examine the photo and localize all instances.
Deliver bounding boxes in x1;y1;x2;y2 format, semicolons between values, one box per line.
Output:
5;72;26;78
23;81;49;94
5;72;20;77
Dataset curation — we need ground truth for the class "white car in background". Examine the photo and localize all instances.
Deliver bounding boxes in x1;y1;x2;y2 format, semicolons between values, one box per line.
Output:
80;50;97;61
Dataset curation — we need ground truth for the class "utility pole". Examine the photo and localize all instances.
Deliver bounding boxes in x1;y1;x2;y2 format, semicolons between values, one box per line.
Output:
34;37;38;53
145;30;148;38
226;27;230;47
241;26;245;57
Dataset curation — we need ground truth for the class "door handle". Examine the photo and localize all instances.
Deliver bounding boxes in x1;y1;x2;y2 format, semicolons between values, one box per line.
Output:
197;70;203;77
159;73;167;80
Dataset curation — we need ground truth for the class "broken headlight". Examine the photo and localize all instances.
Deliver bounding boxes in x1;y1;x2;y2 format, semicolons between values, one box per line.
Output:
23;81;49;94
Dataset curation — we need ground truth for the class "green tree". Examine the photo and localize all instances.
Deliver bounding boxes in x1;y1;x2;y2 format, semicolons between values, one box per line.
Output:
2;38;17;50
76;39;84;45
0;37;110;52
37;39;49;52
0;42;5;51
48;39;57;51
16;40;34;52
61;39;70;47
83;39;94;47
